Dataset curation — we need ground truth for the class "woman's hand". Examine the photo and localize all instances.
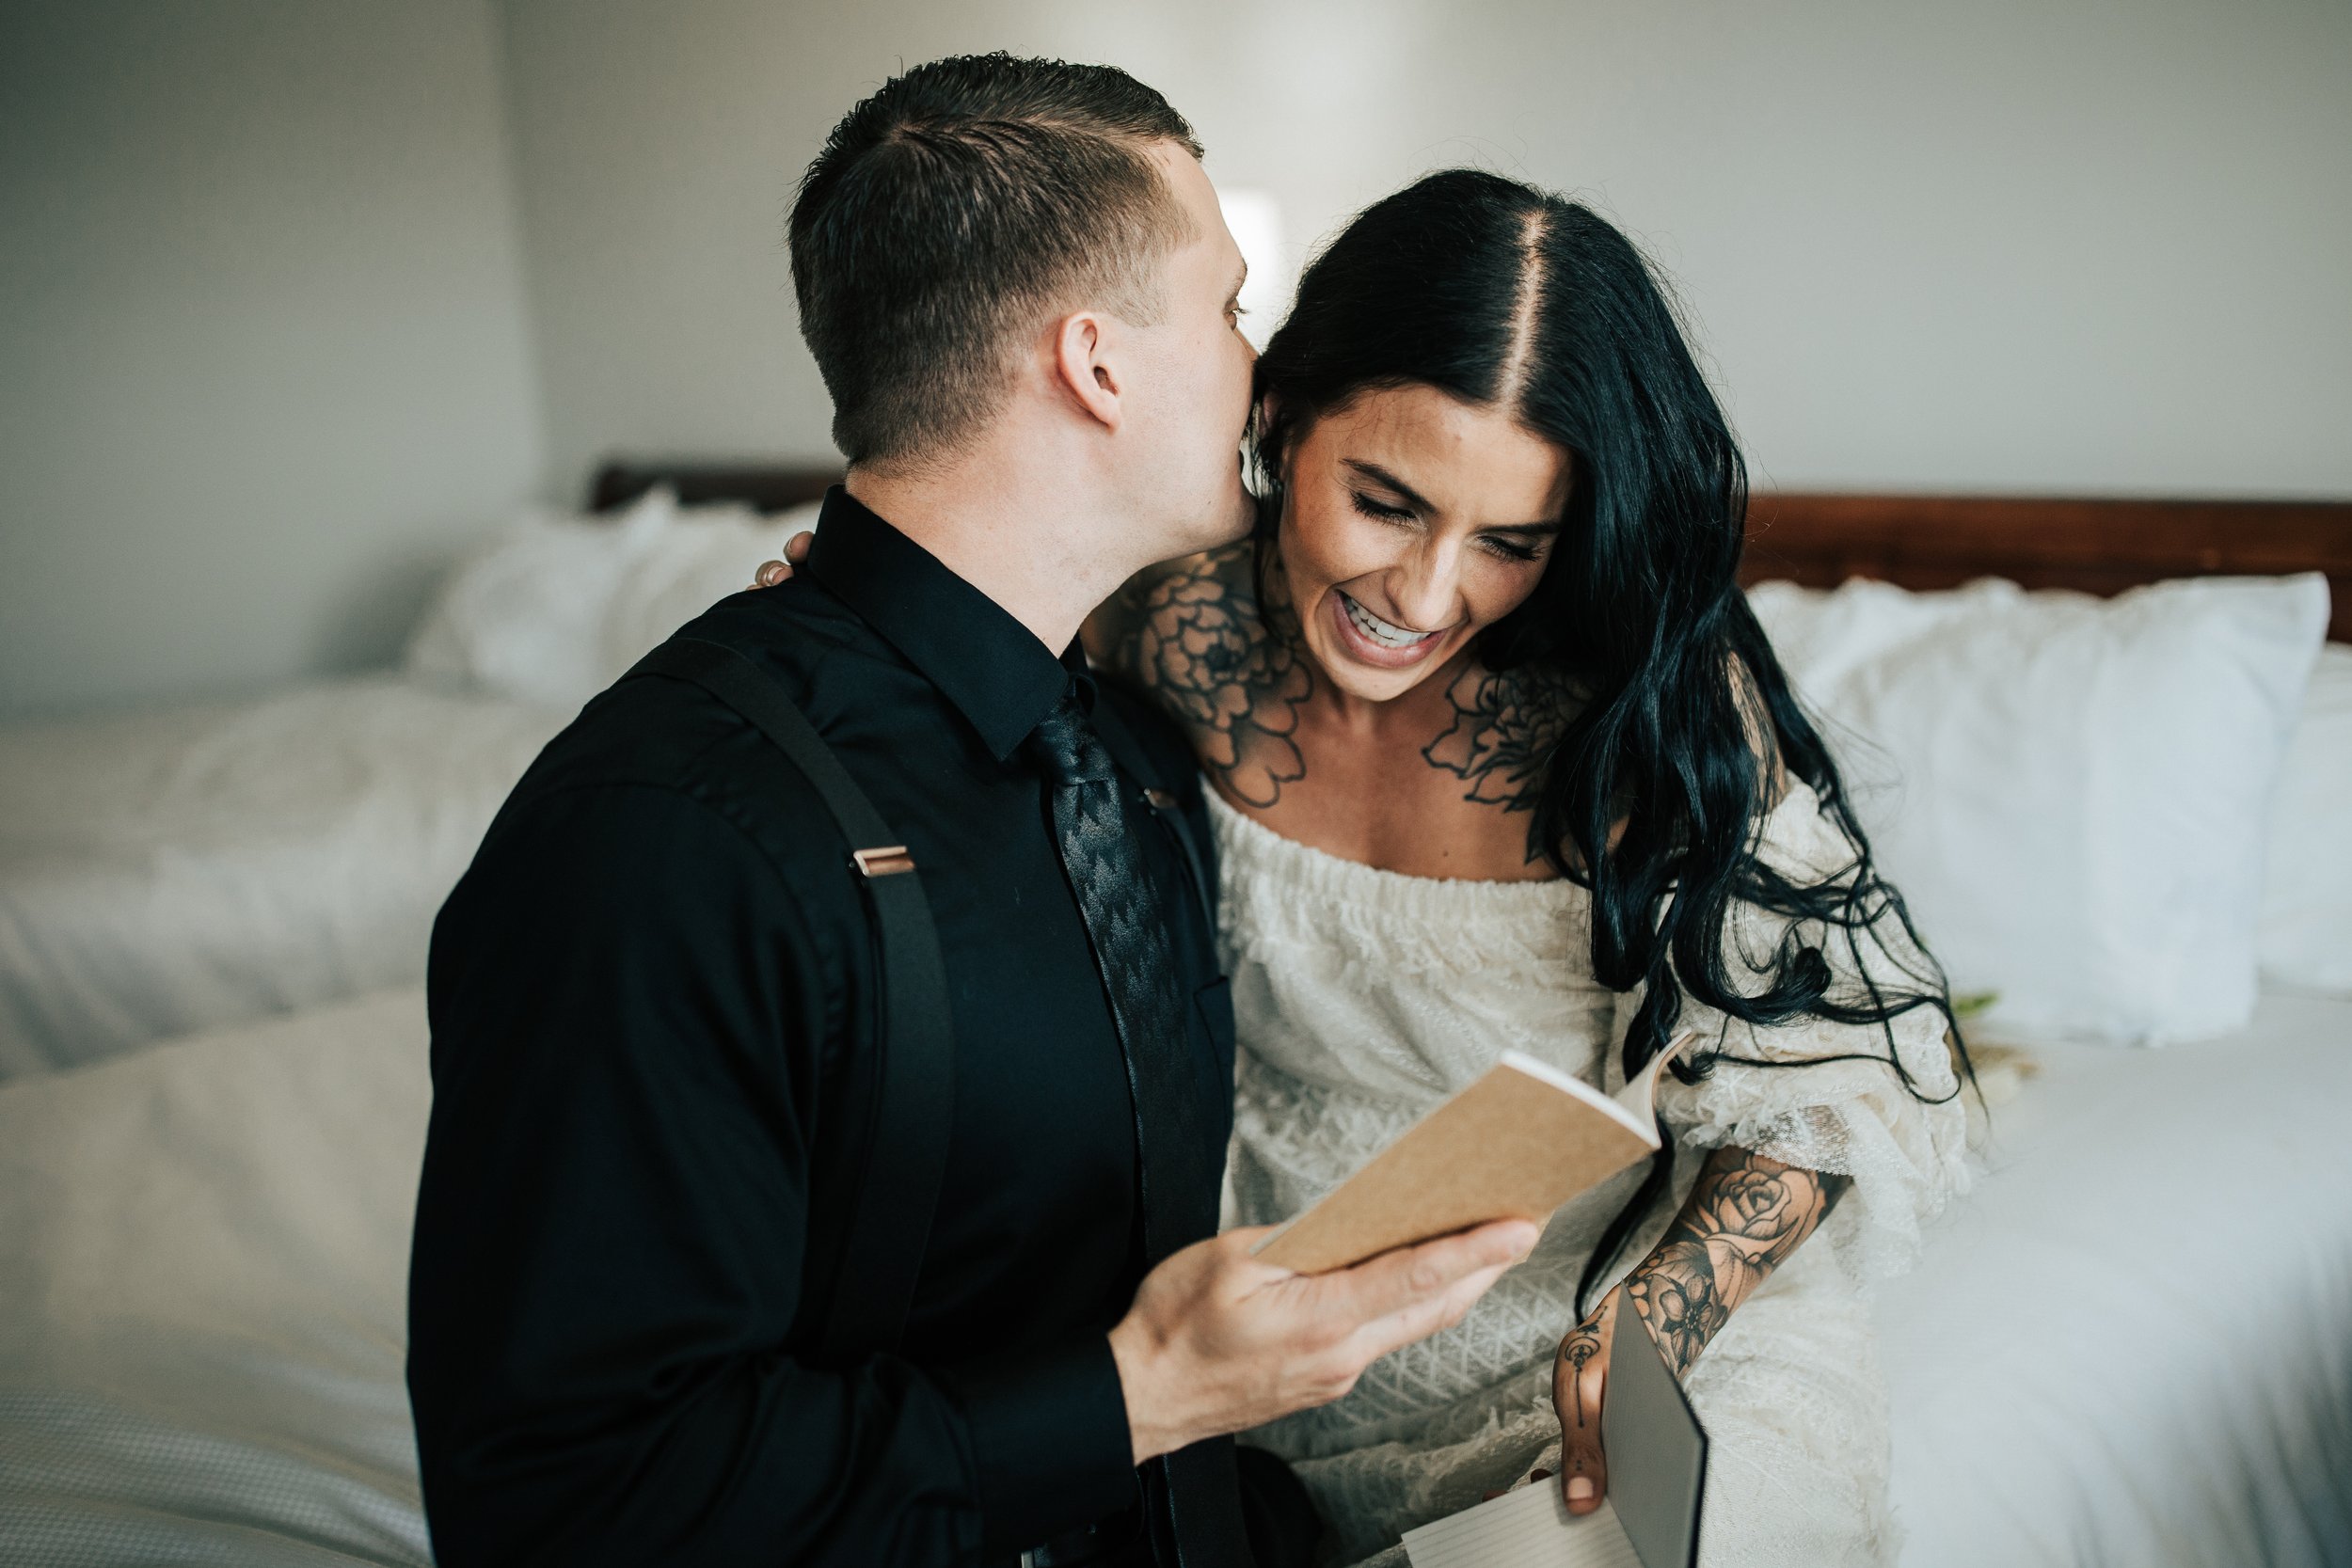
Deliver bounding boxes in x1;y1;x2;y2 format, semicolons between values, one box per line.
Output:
747;531;815;590
1549;1284;1629;1514
1543;1147;1849;1515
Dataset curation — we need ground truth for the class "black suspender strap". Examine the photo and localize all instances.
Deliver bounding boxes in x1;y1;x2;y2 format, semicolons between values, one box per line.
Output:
625;637;954;1361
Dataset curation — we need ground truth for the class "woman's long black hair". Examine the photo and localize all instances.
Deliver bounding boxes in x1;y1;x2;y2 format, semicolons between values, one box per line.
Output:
1249;168;1974;1315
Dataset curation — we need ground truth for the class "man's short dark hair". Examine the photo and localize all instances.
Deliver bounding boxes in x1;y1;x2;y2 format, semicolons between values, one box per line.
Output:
789;54;1202;468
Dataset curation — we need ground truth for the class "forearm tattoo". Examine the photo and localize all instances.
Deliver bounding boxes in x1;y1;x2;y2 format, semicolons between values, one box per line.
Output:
1100;545;1314;808
1561;1148;1846;1382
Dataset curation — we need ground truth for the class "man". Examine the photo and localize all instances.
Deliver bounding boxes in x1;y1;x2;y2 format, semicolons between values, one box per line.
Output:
407;54;1534;1568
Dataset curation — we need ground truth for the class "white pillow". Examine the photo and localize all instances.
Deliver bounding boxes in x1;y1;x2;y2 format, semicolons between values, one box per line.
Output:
1748;574;2329;1046
2259;641;2352;994
405;489;818;709
600;501;821;684
404;487;679;707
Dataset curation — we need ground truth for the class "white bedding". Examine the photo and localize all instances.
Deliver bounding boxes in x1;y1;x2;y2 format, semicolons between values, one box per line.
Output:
0;679;563;1078
1881;989;2352;1566
0;991;431;1566
2;986;2346;1565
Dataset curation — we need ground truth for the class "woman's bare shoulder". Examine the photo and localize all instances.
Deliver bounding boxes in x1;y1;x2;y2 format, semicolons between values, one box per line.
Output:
1085;542;1317;806
1090;542;1252;656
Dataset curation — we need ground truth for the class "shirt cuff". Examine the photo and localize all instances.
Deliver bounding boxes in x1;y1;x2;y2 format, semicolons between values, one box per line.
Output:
940;1333;1140;1554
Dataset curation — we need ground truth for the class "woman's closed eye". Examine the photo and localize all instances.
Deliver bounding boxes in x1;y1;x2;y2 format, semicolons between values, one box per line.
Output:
1480;534;1544;562
1349;490;1546;562
1349;489;1416;525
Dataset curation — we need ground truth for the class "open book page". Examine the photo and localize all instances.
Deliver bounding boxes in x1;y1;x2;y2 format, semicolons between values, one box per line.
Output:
1405;1268;1708;1568
1612;1030;1692;1123
1252;1032;1695;1275
1402;1485;1643;1568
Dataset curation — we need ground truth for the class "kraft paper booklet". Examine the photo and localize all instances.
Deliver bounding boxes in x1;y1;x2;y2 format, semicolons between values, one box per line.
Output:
1401;1288;1708;1568
1252;1031;1695;1275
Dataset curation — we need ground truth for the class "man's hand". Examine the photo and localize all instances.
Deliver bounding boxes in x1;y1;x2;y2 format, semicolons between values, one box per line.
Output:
1107;1217;1538;1464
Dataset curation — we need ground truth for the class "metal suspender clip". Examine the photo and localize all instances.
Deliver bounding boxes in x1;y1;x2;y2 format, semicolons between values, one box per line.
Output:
851;845;917;878
1142;786;1178;811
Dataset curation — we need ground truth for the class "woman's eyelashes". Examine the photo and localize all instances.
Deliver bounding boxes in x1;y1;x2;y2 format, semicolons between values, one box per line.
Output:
1348;488;1415;524
1345;489;1547;562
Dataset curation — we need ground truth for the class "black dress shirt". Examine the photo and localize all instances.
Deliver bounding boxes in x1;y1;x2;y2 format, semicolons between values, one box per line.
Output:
407;488;1235;1567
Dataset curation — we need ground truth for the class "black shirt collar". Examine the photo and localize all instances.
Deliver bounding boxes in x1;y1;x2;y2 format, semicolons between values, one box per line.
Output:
801;485;1088;761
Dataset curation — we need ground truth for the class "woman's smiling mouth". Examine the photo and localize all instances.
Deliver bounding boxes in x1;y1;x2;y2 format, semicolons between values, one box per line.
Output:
1329;589;1448;668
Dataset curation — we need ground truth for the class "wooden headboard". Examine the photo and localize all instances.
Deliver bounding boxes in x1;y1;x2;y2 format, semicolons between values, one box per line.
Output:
589;459;841;516
1741;493;2352;642
589;460;2351;642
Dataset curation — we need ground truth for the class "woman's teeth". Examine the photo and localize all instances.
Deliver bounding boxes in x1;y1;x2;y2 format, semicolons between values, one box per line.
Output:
1341;593;1439;650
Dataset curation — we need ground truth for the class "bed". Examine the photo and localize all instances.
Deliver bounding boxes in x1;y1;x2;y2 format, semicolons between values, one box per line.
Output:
1884;987;2352;1567
1;479;2345;1567
0;680;564;1079
5;984;2343;1568
0;466;835;1080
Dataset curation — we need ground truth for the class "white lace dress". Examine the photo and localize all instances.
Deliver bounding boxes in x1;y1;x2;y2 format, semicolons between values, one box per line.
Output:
1208;783;1971;1568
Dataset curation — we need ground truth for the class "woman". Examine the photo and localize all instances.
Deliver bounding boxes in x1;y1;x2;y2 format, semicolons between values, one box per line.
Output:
766;167;1972;1567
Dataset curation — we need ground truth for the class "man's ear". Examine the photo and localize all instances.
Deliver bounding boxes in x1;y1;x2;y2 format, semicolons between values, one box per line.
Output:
1051;311;1123;434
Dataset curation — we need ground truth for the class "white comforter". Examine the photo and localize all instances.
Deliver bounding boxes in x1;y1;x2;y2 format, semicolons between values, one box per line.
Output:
0;679;562;1078
1;989;2347;1565
0;991;431;1565
1883;987;2352;1566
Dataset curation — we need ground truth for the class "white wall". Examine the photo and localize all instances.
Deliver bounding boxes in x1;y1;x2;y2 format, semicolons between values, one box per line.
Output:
6;0;2342;715
499;0;2352;501
0;1;546;718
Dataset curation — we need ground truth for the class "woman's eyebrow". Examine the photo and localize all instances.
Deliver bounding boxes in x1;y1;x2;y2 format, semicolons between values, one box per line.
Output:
1342;459;1560;534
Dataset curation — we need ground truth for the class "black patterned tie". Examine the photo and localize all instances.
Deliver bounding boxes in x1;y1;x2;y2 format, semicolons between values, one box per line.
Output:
1024;688;1218;1260
1025;688;1250;1568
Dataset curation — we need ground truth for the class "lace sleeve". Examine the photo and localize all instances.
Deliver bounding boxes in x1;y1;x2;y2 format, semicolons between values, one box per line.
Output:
1634;780;1974;1290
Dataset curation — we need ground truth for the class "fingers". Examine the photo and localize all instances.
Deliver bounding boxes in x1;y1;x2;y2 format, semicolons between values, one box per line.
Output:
1333;1218;1538;1326
1554;1305;1614;1515
1214;1226;1295;1285
1147;1227;1288;1319
1186;1220;1534;1429
1216;1223;1284;1255
1343;1258;1513;1366
1557;1348;1609;1512
1561;1426;1607;1513
750;532;818;590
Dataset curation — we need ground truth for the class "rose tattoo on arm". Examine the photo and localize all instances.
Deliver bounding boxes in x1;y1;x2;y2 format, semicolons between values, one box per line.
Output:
1549;1147;1844;1512
1618;1146;1847;1375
